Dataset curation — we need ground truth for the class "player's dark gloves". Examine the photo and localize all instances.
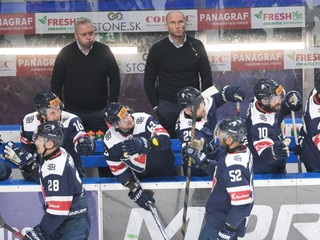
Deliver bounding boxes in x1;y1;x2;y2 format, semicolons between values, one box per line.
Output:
75;136;95;156
284;90;302;112
217;226;238;240
3;141;35;175
128;186;155;211
23;225;46;240
271;141;289;160
182;146;217;175
222;85;245;102
122;137;150;155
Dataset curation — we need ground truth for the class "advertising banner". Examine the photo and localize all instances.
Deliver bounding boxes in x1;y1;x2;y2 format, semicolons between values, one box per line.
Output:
16;55;55;76
231;50;284;71
284;48;320;69
35;10;197;34
0;13;35;35
198;8;251;30
251;6;305;29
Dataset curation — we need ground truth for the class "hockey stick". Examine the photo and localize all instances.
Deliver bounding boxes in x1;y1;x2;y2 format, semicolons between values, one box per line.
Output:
0;213;25;239
291;110;302;173
234;93;242;117
131;170;169;240
201;85;219;98
181;94;204;240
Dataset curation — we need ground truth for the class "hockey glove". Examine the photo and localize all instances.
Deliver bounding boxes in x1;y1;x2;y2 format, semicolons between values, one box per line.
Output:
75;136;95;156
284;90;302;112
122;137;150;155
128;186;155;211
217;226;237;240
271;141;289;160
182;146;217;171
221;85;245;102
3;141;35;174
23;225;46;240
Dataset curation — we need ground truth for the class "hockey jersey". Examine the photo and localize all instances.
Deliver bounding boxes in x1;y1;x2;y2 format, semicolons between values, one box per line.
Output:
38;147;88;237
175;93;225;176
297;89;320;172
205;146;253;237
246;98;288;173
104;112;175;180
20;110;87;179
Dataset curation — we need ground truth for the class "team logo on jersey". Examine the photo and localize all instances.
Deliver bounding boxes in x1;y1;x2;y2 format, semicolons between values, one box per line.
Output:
259;114;267;121
26;115;35;123
105;131;111;141
136;117;145;124
47;163;56;171
233;155;242;162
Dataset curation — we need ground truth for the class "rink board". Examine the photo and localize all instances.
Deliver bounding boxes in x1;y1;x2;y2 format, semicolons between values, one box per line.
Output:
0;174;320;240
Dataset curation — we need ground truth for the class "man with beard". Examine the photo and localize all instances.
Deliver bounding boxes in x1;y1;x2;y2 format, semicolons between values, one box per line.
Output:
183;117;254;240
246;78;302;174
175;85;245;176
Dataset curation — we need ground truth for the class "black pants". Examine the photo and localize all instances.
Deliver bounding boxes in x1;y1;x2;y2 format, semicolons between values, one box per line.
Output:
156;99;182;139
67;109;108;133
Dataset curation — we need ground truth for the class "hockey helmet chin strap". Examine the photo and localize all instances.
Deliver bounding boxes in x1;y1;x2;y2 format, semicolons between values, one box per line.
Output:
40;138;55;156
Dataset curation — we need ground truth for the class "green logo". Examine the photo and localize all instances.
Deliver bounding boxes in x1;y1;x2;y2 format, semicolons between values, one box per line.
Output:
287;51;295;60
254;11;263;19
38;16;47;25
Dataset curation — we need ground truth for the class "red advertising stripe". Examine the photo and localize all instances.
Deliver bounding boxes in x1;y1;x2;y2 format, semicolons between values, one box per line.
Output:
231;50;284;71
16;55;55;76
198;8;251;30
0;13;35;35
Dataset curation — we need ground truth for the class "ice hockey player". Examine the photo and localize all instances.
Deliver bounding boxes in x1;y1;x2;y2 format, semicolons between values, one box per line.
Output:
183;117;253;240
246;78;302;173
103;102;176;210
21;121;90;240
295;72;320;172
175;85;245;176
3;90;94;180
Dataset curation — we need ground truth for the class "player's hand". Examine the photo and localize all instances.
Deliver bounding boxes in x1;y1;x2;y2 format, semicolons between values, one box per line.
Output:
271;141;289;160
222;85;245;102
284;90;302;112
3;141;35;173
217;226;237;240
75;136;95;156
23;225;46;240
122;137;150;155
182;146;210;169
128;186;155;211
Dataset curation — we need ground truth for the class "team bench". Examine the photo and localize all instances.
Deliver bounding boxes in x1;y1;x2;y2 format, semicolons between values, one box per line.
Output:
0;137;298;170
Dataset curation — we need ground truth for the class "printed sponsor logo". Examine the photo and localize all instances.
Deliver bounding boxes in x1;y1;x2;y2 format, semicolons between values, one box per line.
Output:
0;13;35;34
231;50;284;71
252;6;304;28
198;8;251;30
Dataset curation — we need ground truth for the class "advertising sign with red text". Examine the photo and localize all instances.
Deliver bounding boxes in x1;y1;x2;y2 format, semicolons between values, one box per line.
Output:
251;6;304;29
284;48;320;69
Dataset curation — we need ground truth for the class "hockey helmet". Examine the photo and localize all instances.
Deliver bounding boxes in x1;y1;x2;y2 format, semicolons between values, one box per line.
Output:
33;91;64;116
214;117;247;143
104;102;130;124
253;79;285;102
33;121;65;147
177;86;202;108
